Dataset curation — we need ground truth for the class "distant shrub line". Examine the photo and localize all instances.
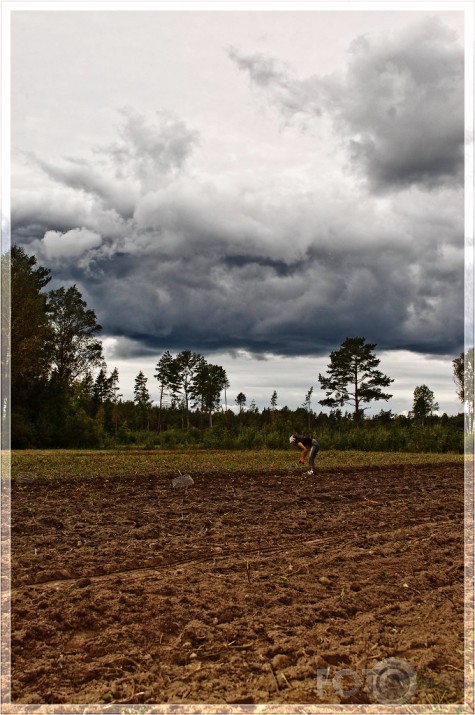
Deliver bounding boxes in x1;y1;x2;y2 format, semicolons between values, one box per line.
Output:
73;412;464;453
12;388;466;452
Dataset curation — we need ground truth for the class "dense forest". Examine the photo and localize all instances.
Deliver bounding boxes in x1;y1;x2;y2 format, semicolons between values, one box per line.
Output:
3;246;472;451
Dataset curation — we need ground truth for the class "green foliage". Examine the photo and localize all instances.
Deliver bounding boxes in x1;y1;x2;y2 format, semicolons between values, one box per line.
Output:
47;284;103;387
7;247;53;445
7;247;466;453
192;362;228;426
154;350;230;430
412;384;439;424
9;246;52;392
7;247;105;448
10;406;38;449
62;407;103;449
116;422;135;445
99;414;464;453
318;336;393;419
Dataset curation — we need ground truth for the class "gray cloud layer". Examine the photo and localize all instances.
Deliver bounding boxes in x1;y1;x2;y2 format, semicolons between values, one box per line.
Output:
12;17;465;362
229;17;464;192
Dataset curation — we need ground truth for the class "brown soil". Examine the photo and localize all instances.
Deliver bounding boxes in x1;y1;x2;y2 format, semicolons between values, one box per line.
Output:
9;463;465;706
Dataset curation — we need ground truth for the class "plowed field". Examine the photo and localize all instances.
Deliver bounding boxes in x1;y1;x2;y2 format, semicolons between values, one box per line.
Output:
8;459;467;706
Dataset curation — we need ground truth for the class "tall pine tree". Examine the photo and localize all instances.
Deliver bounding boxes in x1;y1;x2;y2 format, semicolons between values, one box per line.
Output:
318;337;393;420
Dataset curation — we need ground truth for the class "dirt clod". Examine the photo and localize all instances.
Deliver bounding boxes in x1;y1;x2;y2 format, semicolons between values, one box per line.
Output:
9;463;464;705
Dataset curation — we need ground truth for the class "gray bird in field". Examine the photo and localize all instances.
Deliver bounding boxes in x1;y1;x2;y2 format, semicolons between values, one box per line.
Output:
171;471;194;489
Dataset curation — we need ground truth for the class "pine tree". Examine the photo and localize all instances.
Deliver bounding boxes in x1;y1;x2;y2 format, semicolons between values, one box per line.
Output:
9;247;52;392
318;337;393;420
134;371;152;430
235;392;246;429
154;350;178;430
93;366;112;404
8;246;52;446
303;386;314;431
174;350;204;428
109;367;121;433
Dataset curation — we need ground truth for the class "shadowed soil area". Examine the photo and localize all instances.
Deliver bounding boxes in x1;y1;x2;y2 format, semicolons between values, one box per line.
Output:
9;462;465;705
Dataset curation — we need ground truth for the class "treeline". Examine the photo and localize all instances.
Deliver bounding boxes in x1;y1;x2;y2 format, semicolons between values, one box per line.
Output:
3;246;470;452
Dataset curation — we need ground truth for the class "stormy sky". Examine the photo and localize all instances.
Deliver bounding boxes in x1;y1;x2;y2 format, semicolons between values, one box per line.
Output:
9;5;470;414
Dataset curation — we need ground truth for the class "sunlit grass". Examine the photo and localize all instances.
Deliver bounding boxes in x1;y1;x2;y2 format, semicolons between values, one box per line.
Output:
7;449;466;482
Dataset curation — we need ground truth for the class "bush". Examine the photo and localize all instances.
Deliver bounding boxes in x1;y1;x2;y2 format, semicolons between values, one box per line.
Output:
62;408;103;448
117;422;136;444
11;408;37;449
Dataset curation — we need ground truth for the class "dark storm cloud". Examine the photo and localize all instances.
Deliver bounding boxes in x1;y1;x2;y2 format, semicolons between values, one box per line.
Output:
19;179;462;360
229;17;464;192
224;254;304;277
15;222;464;360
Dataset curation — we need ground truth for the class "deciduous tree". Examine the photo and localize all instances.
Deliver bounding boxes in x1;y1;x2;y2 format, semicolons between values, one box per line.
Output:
192;362;228;427
452;351;464;403
454;348;474;431
412;384;439;424
47;285;103;388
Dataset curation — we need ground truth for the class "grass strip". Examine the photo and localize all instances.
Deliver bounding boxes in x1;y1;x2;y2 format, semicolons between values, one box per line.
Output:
8;449;466;482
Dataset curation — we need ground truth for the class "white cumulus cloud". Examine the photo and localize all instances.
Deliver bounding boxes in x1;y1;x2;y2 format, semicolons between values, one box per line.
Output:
40;227;102;262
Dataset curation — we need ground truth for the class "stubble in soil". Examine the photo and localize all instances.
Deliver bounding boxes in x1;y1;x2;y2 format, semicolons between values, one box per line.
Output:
9;463;464;705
